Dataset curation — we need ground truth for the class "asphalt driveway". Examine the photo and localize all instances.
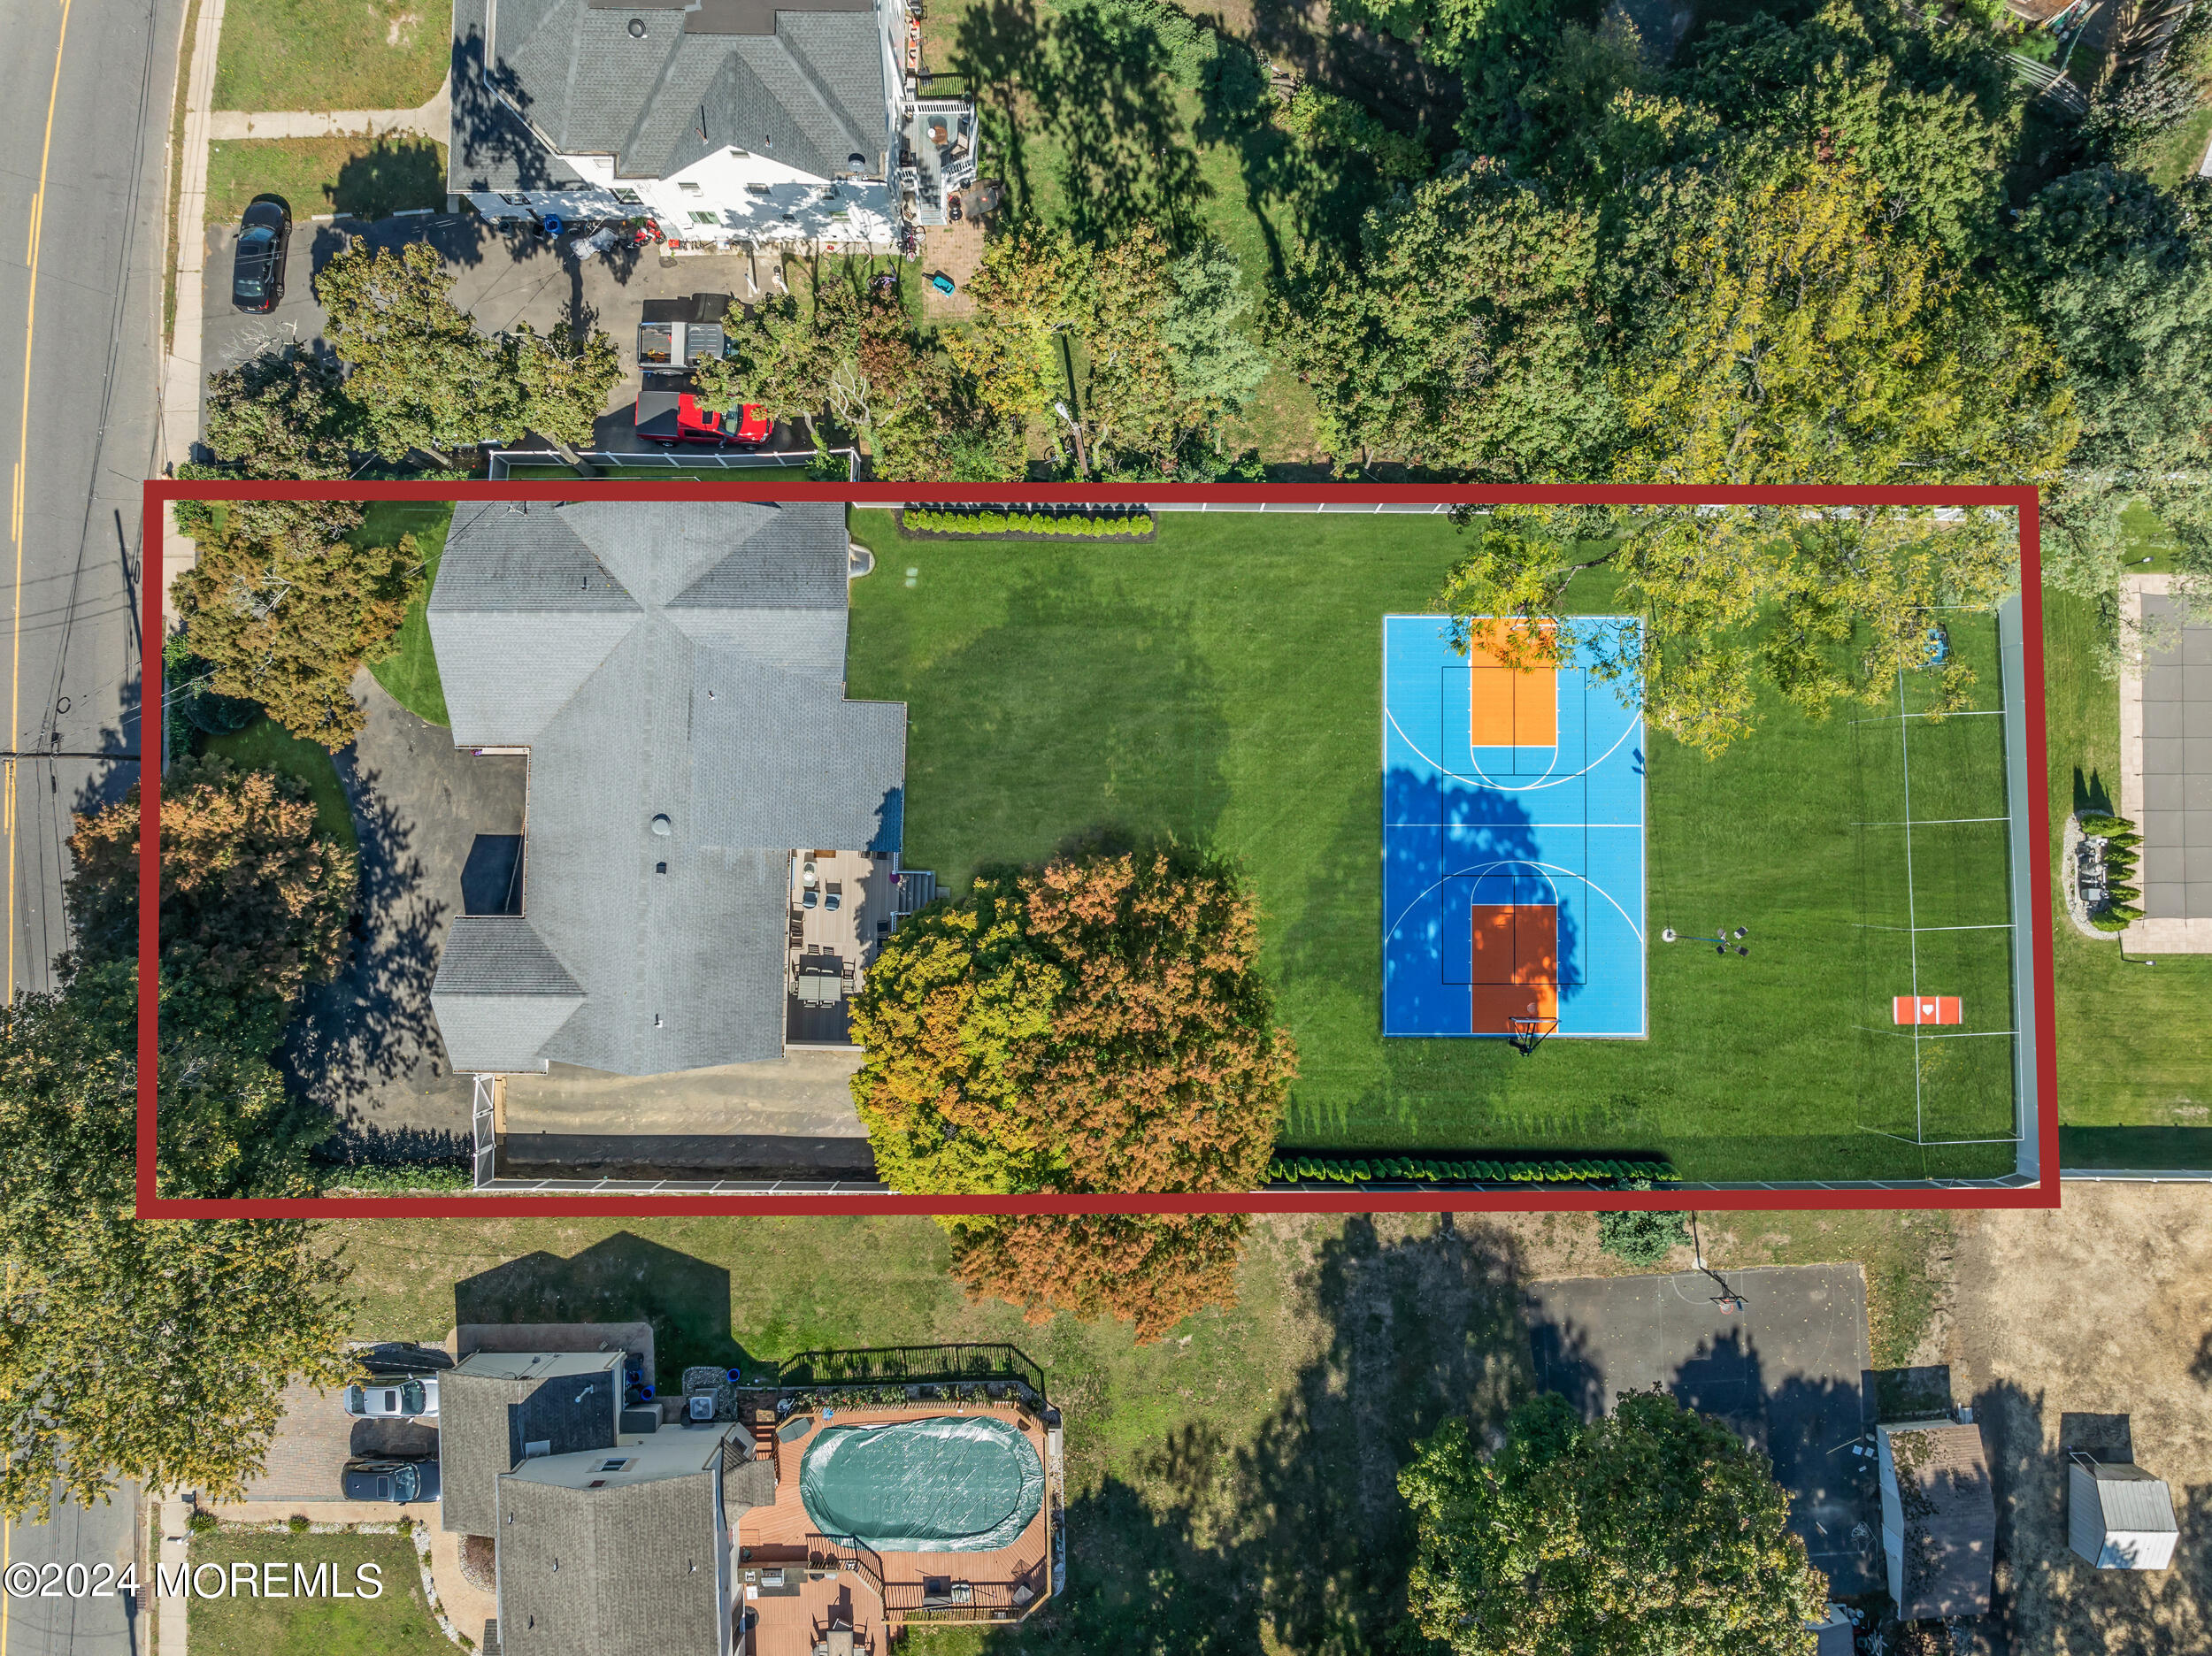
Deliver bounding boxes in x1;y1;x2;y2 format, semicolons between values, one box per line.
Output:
1523;1264;1881;1595
284;673;526;1151
198;207;818;456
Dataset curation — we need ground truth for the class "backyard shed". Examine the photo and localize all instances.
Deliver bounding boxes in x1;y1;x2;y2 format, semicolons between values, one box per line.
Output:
2067;1455;2178;1569
1878;1421;1996;1622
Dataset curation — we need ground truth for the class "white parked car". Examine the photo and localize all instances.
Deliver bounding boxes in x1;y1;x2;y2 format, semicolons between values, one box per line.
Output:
343;1375;438;1419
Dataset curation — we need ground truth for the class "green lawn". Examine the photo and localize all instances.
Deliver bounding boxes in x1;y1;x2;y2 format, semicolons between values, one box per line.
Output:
363;502;455;727
204;135;446;229
934;0;1375;464
846;510;2017;1181
2147;104;2212;190
201;717;357;855
186;1531;442;1656
211;0;450;111
2042;547;2212;1154
328;1207;1947;1656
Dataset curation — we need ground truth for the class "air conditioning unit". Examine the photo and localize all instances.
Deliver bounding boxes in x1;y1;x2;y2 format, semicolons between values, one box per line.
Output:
688;1394;716;1422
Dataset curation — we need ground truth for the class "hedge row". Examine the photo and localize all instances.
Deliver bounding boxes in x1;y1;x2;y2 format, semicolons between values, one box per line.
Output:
312;1161;473;1194
1266;1154;1678;1185
902;508;1155;538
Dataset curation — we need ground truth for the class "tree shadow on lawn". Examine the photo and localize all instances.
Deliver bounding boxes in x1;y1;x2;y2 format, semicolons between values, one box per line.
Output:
890;562;1232;890
956;1215;1532;1656
330;135;447;221
954;0;1213;247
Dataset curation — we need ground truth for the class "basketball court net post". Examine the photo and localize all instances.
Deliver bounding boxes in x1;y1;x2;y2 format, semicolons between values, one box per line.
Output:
1507;1015;1559;1055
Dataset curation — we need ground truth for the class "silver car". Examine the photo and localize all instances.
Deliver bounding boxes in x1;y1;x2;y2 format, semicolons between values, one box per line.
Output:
343;1375;438;1419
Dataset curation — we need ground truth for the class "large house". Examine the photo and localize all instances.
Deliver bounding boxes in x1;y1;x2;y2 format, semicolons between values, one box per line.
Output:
426;500;910;1077
440;1348;774;1656
448;0;979;248
439;1340;1058;1656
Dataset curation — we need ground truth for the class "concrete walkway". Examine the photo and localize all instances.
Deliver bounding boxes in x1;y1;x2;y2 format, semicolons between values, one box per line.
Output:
158;0;227;625
157;1494;193;1656
209;84;449;142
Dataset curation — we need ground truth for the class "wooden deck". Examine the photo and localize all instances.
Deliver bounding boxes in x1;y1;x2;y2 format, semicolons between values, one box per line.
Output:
734;1405;1052;1656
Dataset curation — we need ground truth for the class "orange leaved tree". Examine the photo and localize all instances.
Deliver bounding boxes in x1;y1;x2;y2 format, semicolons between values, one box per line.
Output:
850;846;1296;1341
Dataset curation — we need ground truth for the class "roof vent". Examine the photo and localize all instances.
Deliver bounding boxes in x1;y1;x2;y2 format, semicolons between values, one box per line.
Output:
627;17;646;36
650;814;672;836
849;152;865;168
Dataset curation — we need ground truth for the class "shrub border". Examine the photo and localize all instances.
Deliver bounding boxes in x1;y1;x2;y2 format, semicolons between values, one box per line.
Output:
1266;1153;1680;1188
895;505;1157;542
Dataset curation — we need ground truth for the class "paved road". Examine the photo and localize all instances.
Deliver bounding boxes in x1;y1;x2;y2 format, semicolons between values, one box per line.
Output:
3;1487;142;1656
0;0;180;999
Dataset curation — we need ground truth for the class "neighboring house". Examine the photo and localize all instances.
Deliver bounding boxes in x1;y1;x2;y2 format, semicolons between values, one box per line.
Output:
426;500;911;1077
438;1349;776;1656
448;0;979;249
1877;1421;1997;1623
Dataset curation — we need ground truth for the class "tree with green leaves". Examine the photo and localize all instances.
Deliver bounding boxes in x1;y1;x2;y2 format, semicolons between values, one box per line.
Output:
1276;157;1617;479
0;941;352;1519
944;222;1263;476
173;520;423;747
0;1201;354;1518
1670;0;2018;258
1399;1391;1828;1655
506;318;623;454
315;237;522;460
0;961;321;1207
1439;502;2016;756
698;287;841;441
189;345;367;552
2015;166;2212;476
1609;155;2073;487
65;754;356;1000
851;846;1296;1339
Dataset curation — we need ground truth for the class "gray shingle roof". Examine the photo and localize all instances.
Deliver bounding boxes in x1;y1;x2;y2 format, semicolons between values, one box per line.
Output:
455;0;888;190
426;501;904;1077
431;916;588;1072
440;1352;624;1538
496;1472;726;1656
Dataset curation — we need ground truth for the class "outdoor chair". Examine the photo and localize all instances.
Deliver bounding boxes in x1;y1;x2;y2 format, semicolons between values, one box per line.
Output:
826;880;843;912
803;889;818;909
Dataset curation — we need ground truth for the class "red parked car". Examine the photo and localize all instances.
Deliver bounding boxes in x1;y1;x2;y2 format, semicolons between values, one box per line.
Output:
634;388;772;447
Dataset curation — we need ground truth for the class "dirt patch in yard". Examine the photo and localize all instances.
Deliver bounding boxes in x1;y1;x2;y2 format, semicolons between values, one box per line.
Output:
1947;1184;2212;1655
918;216;986;323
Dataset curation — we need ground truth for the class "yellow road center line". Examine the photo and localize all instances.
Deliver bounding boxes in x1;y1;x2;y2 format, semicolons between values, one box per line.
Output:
9;0;74;1009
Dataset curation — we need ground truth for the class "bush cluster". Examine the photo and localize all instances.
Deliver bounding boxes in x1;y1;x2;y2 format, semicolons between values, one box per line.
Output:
902;508;1155;538
2082;811;2146;929
1281;86;1430;182
311;1160;472;1194
1265;1154;1678;1184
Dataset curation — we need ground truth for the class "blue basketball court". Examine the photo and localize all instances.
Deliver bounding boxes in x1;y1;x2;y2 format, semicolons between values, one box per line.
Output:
1382;615;1647;1039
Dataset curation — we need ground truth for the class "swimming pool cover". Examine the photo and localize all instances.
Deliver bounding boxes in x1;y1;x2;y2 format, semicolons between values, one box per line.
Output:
798;1415;1044;1553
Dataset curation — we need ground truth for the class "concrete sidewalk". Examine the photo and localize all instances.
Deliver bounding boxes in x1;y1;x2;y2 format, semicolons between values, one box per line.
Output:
209;84;449;142
158;0;227;626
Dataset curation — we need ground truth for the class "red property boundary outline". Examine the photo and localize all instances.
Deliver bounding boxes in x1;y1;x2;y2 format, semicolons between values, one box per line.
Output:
136;478;2060;1218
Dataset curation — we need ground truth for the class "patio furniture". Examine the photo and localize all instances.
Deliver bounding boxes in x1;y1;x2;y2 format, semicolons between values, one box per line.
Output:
803;889;818;909
827;1628;856;1656
826;880;842;912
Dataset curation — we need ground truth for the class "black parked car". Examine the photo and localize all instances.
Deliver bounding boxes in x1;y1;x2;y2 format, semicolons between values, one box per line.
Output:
341;1455;441;1504
231;200;290;312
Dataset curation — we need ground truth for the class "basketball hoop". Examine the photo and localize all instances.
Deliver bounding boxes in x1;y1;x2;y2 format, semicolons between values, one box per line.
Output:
1507;1015;1558;1055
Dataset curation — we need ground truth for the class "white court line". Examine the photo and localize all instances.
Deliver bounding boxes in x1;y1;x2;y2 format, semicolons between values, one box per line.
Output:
1852;816;2010;826
1855;923;2016;932
1385;856;1647;951
1385;702;1643;794
1387;821;1647;830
